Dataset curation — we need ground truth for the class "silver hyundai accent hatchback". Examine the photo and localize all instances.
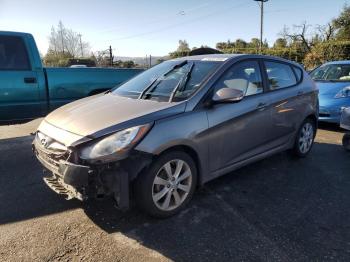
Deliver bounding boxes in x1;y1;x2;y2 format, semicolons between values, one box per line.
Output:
33;54;318;217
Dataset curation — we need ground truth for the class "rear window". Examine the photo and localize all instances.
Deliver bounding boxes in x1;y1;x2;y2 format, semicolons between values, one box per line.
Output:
264;61;297;90
0;36;31;70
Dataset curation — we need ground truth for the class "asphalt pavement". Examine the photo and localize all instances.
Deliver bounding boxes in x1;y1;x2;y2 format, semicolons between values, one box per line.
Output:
0;119;349;261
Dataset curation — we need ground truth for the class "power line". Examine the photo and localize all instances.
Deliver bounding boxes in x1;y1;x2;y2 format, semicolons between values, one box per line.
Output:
98;1;250;43
98;0;220;35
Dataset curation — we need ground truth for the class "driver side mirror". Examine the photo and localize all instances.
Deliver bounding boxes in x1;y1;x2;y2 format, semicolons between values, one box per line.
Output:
212;87;244;103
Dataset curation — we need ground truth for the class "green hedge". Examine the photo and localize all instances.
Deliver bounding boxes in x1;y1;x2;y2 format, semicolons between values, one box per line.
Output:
303;41;350;69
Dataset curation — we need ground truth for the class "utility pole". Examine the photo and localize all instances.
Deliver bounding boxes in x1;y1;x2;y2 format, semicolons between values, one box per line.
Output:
149;55;152;68
254;0;268;53
109;45;113;66
58;21;65;54
78;33;83;57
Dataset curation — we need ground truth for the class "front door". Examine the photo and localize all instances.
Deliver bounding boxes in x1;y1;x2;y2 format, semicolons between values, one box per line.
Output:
206;59;273;173
0;35;41;122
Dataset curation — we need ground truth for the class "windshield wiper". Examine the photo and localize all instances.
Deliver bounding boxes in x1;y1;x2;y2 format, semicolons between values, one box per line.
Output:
138;60;188;100
138;78;158;99
169;62;194;102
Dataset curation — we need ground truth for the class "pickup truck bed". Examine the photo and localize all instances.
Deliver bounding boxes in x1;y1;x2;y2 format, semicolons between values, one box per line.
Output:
0;31;143;123
45;67;142;111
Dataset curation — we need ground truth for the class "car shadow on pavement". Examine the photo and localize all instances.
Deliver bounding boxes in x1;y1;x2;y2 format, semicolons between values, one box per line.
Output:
0;136;80;225
83;141;350;261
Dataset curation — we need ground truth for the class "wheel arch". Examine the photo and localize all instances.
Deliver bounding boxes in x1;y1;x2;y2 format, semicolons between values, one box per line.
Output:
153;144;204;186
305;113;318;132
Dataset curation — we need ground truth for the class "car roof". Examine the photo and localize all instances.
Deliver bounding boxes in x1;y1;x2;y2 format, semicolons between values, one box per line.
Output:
324;60;350;65
0;31;33;37
172;53;303;68
173;54;241;62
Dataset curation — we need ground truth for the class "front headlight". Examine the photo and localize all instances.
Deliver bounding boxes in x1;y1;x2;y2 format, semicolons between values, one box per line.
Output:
335;86;350;98
80;124;151;161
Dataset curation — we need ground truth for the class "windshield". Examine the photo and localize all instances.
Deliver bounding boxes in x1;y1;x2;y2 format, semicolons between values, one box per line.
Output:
310;64;350;82
113;60;220;102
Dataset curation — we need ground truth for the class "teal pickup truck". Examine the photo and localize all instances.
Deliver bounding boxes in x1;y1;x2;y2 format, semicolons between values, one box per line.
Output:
0;31;143;123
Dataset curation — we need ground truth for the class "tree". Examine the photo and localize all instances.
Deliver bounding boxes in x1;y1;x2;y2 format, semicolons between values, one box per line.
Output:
273;38;287;49
234;39;247;49
303;41;350;69
47;21;90;58
281;22;312;52
216;40;235;51
122;60;135;68
169;39;191;58
332;4;350;40
177;40;190;53
248;38;260;49
93;50;111;67
43;50;72;67
211;3;350;68
316;23;335;42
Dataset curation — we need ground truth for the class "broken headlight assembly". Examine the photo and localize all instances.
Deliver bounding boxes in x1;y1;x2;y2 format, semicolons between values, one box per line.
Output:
79;124;151;162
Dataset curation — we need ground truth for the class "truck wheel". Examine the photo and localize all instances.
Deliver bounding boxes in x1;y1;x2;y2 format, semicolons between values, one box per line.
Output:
135;150;197;218
292;118;316;157
342;133;350;151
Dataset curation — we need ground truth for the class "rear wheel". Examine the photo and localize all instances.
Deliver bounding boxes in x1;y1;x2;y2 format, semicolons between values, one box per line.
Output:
293;118;316;157
135;151;197;218
342;133;350;151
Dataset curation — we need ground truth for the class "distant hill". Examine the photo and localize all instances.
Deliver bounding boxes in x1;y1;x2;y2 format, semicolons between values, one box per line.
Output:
114;56;168;67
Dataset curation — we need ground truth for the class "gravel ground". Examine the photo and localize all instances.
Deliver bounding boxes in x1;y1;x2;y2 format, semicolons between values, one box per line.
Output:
0;119;349;261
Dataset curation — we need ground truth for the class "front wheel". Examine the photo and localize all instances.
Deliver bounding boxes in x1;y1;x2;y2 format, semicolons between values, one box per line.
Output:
292;118;316;157
134;151;197;218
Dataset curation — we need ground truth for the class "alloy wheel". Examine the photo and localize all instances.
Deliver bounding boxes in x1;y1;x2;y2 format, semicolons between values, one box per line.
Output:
298;122;314;154
152;159;192;211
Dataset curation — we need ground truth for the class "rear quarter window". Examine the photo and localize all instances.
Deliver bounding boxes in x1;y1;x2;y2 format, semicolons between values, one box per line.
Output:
264;61;297;90
293;66;303;82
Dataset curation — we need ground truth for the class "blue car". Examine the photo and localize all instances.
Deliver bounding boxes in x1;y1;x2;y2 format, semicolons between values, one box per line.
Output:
310;61;350;124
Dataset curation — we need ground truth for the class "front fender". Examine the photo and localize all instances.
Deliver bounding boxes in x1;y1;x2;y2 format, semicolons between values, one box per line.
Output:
135;110;210;184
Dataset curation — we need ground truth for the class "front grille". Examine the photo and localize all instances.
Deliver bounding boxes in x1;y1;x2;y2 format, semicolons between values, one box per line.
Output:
34;132;69;175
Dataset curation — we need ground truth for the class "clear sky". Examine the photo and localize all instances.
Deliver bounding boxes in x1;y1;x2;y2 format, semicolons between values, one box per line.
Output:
0;0;348;57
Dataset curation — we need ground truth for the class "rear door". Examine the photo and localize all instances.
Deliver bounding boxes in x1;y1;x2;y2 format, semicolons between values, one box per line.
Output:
206;59;273;172
262;60;305;147
0;35;41;121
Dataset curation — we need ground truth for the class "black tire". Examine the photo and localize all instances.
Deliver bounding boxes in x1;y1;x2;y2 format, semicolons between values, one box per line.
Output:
292;118;316;157
342;133;350;151
134;150;197;218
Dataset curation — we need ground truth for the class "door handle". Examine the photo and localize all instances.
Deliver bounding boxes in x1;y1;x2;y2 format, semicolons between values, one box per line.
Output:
24;77;37;84
256;102;267;111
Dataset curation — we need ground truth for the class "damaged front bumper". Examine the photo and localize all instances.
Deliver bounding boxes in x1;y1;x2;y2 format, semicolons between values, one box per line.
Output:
42;161;90;201
33;136;152;210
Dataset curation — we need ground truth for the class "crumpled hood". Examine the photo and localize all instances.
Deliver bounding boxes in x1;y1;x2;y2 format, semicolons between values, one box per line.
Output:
316;81;350;97
44;93;185;138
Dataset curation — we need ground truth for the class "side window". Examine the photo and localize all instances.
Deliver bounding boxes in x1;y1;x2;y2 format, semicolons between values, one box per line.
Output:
0;36;30;70
214;60;263;97
264;61;297;90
